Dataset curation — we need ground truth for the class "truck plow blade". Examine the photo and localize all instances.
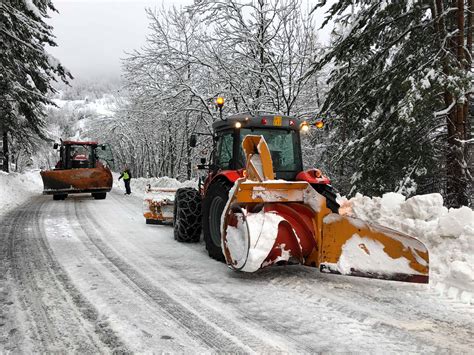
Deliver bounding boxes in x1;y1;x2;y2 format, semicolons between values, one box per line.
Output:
221;135;429;283
41;167;113;194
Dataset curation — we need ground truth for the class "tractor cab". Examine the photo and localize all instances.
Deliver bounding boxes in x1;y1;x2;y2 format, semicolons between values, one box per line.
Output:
211;113;307;180
54;141;113;170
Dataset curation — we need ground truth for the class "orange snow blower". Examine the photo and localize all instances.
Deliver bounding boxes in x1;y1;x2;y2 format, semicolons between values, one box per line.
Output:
172;110;429;284
41;140;113;200
220;135;429;283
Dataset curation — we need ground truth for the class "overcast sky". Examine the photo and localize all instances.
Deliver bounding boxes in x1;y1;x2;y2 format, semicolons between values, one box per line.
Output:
47;0;332;83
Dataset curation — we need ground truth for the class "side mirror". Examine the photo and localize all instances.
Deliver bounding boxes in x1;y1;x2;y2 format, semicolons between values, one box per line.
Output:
53;143;59;149
197;157;207;170
190;135;197;148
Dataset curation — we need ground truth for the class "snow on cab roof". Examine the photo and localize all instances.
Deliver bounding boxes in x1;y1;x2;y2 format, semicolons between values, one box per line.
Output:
62;140;99;145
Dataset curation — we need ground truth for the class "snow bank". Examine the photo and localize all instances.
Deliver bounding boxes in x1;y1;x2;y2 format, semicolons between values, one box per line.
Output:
0;170;43;215
113;174;197;199
340;192;474;302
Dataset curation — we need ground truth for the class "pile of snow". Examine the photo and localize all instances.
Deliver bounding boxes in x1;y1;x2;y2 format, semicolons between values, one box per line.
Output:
225;210;285;272
340;192;474;302
0;170;43;215
113;175;197;199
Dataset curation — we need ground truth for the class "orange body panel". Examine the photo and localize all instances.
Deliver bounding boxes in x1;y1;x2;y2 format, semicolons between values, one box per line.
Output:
41;167;113;194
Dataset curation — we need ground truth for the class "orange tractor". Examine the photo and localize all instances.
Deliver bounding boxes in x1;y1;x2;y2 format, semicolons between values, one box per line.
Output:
40;140;113;200
173;111;429;283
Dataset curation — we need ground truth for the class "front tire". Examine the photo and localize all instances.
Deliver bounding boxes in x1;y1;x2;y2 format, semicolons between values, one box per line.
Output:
202;180;232;262
173;188;202;243
92;192;107;200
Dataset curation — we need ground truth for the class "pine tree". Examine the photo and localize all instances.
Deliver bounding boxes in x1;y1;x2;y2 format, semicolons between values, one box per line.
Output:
0;0;71;172
310;0;472;207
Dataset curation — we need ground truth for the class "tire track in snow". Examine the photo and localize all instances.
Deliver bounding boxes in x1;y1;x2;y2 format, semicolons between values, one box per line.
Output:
0;197;127;353
79;193;322;353
72;200;263;353
261;271;474;353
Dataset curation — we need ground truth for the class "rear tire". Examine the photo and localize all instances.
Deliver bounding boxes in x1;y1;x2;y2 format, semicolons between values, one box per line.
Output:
202;180;232;262
173;188;202;243
92;192;107;200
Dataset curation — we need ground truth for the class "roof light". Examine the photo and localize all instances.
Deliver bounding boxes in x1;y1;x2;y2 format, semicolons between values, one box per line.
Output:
300;121;309;132
235;122;242;129
216;96;224;108
315;120;324;129
261;118;268;125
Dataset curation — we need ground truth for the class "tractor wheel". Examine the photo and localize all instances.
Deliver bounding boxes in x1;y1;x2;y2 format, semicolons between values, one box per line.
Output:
202;180;232;262
173;188;202;243
312;184;339;213
92;192;107;200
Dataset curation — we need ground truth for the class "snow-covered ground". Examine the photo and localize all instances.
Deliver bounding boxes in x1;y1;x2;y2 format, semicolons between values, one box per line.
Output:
1;171;473;352
113;174;197;200
0;170;43;215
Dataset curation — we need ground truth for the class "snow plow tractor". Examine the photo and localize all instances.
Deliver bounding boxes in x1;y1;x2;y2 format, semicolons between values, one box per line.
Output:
40;140;113;200
173;112;429;284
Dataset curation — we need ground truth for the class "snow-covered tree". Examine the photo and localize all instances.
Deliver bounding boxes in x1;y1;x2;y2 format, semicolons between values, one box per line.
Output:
0;0;71;172
105;1;323;180
310;0;472;207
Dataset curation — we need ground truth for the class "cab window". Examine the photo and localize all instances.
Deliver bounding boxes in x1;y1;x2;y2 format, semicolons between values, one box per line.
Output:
216;133;234;169
239;129;301;172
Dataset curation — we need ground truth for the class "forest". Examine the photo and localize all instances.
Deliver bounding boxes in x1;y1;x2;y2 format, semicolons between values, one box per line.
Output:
1;0;472;207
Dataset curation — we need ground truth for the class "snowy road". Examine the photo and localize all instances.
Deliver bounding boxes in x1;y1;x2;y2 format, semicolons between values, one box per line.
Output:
1;190;473;353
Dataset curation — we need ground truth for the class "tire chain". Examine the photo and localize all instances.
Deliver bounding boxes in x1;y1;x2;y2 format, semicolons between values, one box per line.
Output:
174;188;202;243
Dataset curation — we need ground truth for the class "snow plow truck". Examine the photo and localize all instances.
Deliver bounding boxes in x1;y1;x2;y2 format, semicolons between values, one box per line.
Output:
40;140;113;200
172;110;429;284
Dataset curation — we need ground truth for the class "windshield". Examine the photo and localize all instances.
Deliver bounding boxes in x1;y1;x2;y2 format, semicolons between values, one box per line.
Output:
240;128;302;172
65;145;95;169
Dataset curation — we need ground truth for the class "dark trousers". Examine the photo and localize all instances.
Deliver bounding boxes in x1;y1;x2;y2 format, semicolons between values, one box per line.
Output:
124;179;131;194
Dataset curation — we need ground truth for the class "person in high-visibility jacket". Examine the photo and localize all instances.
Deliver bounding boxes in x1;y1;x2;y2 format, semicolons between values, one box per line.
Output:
118;167;132;195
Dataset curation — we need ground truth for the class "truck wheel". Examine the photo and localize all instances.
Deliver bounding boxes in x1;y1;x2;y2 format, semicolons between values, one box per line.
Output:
202;180;231;262
173;188;202;243
312;184;339;213
92;192;107;200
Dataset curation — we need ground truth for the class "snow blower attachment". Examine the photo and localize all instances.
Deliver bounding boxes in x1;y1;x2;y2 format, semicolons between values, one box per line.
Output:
221;135;429;283
143;185;177;224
